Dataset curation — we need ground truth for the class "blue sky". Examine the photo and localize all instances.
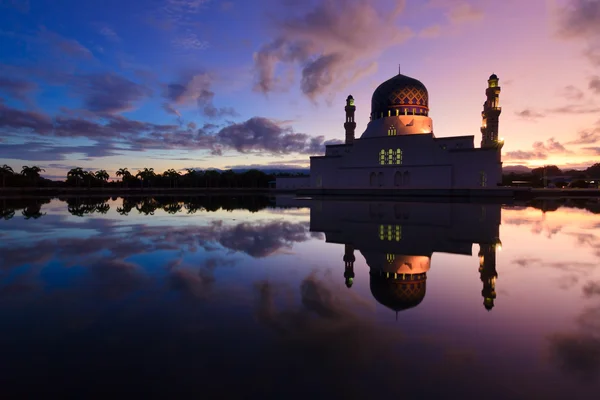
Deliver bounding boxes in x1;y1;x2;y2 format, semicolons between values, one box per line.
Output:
1;0;600;179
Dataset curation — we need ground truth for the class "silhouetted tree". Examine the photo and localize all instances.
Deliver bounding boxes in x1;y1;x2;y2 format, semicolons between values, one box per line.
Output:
0;164;14;188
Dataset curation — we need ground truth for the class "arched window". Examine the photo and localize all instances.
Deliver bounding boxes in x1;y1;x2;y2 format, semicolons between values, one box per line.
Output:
370;172;377;187
379;150;385;165
403;171;410;186
388;149;393;164
378;172;384;187
388;126;397;136
396;149;402;165
394;171;402;186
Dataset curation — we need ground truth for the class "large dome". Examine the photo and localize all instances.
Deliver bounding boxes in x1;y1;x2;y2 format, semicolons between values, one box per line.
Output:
371;74;429;120
369;271;427;312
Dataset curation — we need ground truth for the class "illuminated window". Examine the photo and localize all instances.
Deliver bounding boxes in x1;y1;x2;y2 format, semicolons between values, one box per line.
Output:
386;254;395;263
379;150;385;165
395;109;399;116
388;126;397;136
379;225;402;241
396;149;402;164
388;149;393;164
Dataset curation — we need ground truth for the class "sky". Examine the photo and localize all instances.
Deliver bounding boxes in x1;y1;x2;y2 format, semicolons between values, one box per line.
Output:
0;0;599;180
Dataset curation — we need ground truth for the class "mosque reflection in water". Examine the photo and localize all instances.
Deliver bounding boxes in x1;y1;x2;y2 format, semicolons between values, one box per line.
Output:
304;200;502;313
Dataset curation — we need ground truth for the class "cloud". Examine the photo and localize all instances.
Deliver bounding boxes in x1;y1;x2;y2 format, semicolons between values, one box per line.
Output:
560;85;585;101
590;76;600;94
583;147;600;156
40;28;93;59
556;0;600;66
515;109;545;120
583;281;600;298
73;73;152;115
419;25;442;38
567;128;600;145
547;104;600;114
505;138;572;161
0;101;336;156
214;117;342;154
0;77;37;102
253;0;411;99
163;72;236;118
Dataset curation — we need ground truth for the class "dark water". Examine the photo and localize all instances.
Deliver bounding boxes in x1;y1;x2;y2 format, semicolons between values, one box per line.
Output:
1;195;600;398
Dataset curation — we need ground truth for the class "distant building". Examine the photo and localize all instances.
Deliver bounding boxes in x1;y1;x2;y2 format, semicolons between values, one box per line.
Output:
279;72;504;190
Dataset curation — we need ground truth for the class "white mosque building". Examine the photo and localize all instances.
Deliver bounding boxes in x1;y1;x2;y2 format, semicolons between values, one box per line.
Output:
277;72;504;191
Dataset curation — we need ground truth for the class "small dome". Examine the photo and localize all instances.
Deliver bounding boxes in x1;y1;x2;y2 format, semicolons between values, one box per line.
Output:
489;74;498;80
371;73;429;119
347;95;354;100
369;271;427;312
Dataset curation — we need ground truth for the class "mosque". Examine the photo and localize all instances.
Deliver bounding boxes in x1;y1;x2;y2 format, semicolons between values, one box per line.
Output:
276;72;504;190
301;199;503;313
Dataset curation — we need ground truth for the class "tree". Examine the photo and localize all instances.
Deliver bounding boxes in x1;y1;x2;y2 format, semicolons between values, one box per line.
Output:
95;170;110;187
0;164;14;188
67;167;86;187
163;169;181;188
116;168;133;188
136;168;155;188
21;166;45;187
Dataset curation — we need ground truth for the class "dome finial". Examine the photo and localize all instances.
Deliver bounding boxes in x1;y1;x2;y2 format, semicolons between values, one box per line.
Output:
398;64;401;75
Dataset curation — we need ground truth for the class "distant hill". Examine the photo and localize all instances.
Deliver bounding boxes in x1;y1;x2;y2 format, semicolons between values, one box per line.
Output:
503;165;531;174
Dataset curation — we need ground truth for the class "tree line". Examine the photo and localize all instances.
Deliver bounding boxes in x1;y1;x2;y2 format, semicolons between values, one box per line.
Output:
0;195;273;220
0;164;306;189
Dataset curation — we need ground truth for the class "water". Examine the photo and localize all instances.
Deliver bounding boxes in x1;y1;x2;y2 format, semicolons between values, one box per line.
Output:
1;195;600;398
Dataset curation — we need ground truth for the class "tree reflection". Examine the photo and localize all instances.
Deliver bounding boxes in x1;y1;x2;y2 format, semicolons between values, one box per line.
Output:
0;198;51;220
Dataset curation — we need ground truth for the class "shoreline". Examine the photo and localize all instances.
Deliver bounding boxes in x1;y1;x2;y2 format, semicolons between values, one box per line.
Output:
1;186;600;200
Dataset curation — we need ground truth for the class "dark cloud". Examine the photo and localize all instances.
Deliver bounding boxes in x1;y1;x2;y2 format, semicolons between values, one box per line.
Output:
0;77;36;102
0;101;335;156
0;102;53;133
253;0;411;98
515;109;545;120
215;117;341;154
0;141;123;161
163;72;237;118
73;73;151;114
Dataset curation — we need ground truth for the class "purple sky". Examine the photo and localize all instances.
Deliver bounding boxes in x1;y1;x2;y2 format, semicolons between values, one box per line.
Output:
0;0;599;179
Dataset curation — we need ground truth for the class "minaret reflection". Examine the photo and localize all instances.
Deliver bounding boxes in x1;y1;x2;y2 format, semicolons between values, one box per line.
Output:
305;200;502;315
479;240;501;311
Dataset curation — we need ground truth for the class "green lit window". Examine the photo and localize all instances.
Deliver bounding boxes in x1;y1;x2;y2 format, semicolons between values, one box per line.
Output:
379;150;385;165
396;149;402;164
388;126;396;136
379;225;402;241
386;254;395;263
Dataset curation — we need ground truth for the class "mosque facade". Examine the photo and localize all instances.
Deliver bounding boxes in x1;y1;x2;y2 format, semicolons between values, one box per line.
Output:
277;72;504;190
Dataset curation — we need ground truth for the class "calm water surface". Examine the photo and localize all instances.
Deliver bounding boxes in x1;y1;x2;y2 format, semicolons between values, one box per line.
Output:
1;196;600;398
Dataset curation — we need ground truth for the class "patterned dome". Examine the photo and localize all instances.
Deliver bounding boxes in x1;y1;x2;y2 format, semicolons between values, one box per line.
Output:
371;74;429;119
369;271;427;312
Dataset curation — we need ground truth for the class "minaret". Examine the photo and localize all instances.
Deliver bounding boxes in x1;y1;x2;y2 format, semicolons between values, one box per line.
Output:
480;74;502;148
343;244;356;288
478;242;499;311
344;95;356;144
